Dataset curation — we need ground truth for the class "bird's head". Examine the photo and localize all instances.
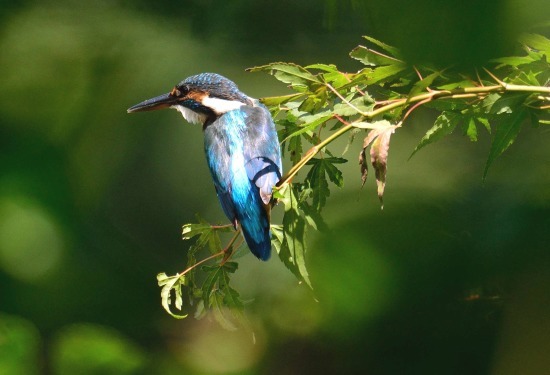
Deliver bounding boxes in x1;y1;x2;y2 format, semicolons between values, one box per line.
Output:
127;73;253;125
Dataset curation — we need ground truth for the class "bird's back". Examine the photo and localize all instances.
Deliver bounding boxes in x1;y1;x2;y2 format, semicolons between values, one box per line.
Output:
204;103;281;260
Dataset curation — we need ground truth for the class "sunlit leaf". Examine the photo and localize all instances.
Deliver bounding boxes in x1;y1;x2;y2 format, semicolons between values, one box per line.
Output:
157;273;188;319
492;56;535;67
364;63;408;85
488;93;531;115
260;93;305;106
247;62;321;87
519;33;550;56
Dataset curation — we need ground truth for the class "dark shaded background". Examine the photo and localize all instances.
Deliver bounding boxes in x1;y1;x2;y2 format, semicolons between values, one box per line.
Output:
0;0;549;374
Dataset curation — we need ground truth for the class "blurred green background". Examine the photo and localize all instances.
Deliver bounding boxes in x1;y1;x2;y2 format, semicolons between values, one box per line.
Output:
1;0;549;374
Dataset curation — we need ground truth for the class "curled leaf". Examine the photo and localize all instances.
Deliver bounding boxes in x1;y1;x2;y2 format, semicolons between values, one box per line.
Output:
370;127;395;209
157;273;188;319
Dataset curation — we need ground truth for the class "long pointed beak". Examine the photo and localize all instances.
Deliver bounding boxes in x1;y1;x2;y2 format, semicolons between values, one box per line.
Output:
127;93;176;113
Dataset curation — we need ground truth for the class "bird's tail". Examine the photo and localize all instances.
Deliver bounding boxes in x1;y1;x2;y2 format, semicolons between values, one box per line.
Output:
239;205;272;261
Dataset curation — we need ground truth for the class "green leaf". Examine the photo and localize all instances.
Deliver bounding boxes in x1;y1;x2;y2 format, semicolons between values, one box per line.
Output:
333;95;375;116
410;112;461;158
305;159;329;211
488;93;531;115
305;157;346;211
491;56;535;67
201;266;224;307
519;33;550;56
350;46;400;66
363;63;408;85
323;157;346;187
305;63;338;72
300;202;329;232
409;71;441;97
260;93;305;106
298;87;328;113
476;117;492;134
436;80;477;90
247;62;321;87
278;185;312;288
463;117;478;142
157;273;188;319
211;290;238;331
484;108;527;178
182;221;211;240
362;35;402;59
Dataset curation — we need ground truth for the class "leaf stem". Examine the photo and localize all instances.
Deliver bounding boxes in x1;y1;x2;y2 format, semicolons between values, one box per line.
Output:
275;82;550;188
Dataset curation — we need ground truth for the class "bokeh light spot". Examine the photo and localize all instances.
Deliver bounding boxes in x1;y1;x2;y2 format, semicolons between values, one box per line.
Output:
0;197;65;282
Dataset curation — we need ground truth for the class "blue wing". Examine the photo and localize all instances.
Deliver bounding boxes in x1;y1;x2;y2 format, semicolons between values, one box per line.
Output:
242;103;282;204
203;102;282;260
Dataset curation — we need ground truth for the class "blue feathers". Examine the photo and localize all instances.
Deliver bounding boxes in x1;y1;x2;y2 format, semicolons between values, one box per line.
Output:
204;104;281;260
128;73;282;261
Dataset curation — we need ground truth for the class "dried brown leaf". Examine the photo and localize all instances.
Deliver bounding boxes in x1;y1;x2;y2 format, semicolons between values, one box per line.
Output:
370;127;395;209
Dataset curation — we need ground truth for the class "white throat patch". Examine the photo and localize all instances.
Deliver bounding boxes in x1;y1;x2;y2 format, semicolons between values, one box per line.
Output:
171;105;207;125
202;96;246;114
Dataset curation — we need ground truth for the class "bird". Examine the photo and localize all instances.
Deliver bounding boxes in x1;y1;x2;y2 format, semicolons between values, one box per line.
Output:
127;73;282;261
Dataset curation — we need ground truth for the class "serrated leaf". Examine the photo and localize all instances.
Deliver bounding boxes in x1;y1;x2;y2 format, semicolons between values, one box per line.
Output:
324;158;346;187
364;63;408;85
300;202;329;232
182;222;212;240
211;291;238;331
350;45;401;66
260;93;305;106
370;127;395;208
463;117;478;141
484;108;527;178
436;80;477;90
288;133;303;165
410;111;461;159
409;71;441;97
305;159;329;211
491;56;535;67
333;95;375;116
158;273;188;319
247;62;321;87
201;266;224;307
299;87;327;113
278;185;312;288
271;224;284;255
519;33;550;56
305;63;338;72
476;117;491;134
362;35;402;59
305;157;346;210
489;93;530;115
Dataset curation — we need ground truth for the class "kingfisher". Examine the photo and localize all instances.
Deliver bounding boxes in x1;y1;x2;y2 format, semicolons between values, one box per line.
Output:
127;73;282;261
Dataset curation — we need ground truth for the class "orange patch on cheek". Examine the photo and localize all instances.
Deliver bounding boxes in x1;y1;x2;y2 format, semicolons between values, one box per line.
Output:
170;87;181;97
185;91;206;102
